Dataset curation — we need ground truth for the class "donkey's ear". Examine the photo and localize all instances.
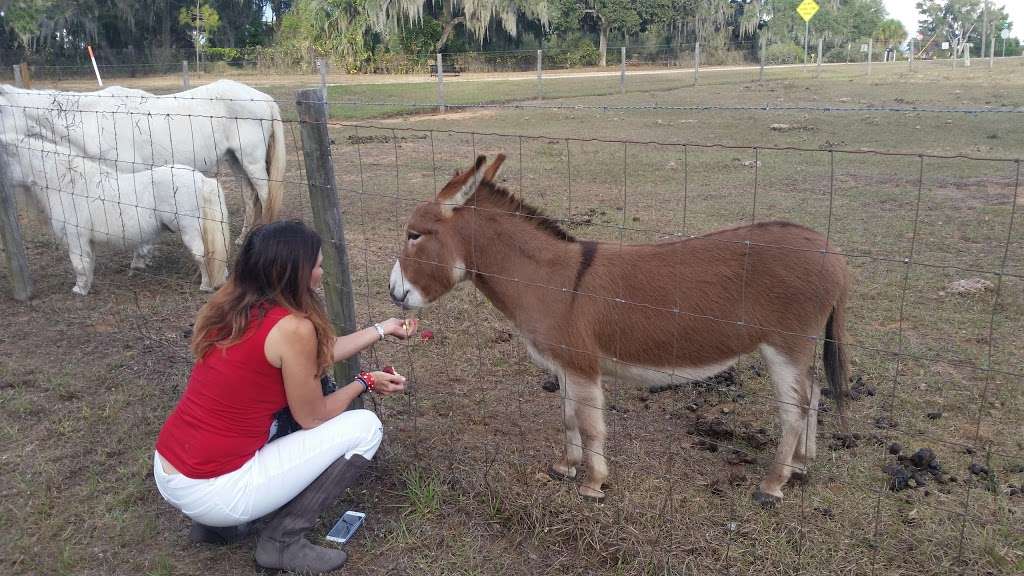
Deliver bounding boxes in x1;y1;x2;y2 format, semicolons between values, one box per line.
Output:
481;153;506;183
437;155;487;217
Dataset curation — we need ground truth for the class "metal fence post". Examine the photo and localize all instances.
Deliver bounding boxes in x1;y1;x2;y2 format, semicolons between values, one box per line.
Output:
990;37;995;69
295;88;362;408
620;46;626;94
759;35;766;82
867;41;873;75
909;39;914;70
694;42;700;84
0;149;32;301
436;53;446;113
965;43;971;67
537;49;543;100
181;60;190;89
816;37;823;78
12;65;22;88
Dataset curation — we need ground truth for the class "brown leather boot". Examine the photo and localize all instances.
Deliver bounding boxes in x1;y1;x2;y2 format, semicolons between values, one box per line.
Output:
254;455;370;575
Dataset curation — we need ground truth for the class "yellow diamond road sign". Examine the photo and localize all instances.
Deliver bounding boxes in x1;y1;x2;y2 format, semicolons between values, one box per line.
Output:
797;0;820;22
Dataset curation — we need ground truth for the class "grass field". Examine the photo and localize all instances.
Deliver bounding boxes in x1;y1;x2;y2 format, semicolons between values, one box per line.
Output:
1;58;1022;575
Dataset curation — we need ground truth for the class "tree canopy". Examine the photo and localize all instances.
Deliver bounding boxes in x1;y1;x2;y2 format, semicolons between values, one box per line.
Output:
0;0;1018;68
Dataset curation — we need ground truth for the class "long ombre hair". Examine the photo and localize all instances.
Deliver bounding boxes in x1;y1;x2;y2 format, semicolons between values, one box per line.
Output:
191;220;335;375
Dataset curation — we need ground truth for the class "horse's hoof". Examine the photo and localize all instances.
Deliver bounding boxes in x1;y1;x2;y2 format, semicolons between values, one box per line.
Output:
752;489;782;508
547;465;576;482
72;286;89;296
787;471;810;486
579;485;605;503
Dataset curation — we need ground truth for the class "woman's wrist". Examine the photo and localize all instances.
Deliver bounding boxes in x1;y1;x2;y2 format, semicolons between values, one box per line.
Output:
354;371;376;393
372;323;386;341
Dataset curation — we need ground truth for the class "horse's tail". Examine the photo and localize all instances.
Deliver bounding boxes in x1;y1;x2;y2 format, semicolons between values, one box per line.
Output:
823;288;851;435
199;175;230;289
262;103;286;225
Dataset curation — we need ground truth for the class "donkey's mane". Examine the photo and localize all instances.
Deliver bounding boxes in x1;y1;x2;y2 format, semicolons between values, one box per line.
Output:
473;181;576;242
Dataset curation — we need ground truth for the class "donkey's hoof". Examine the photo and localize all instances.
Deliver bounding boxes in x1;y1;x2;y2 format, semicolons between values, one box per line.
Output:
787;471;810;486
752;489;782;508
579;485;606;503
547;465;576;482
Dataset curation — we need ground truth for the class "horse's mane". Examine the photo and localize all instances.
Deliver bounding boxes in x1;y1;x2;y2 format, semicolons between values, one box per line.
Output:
473;181;576;243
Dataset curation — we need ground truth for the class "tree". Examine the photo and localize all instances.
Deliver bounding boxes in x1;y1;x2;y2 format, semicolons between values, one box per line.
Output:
915;0;1005;57
759;0;884;47
553;0;675;67
1;0;55;52
875;17;906;49
0;1;274;64
180;2;223;64
413;1;552;52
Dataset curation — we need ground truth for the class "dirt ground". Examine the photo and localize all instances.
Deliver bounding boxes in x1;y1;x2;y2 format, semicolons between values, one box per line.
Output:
1;59;1023;575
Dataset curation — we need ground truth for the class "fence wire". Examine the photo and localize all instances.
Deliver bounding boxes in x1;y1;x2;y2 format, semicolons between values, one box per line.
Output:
0;84;1021;575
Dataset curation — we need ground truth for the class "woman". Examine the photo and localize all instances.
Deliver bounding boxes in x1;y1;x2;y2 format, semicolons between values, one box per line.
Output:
154;220;416;574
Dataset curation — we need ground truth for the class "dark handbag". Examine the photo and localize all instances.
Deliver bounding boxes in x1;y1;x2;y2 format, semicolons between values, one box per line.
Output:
268;373;339;442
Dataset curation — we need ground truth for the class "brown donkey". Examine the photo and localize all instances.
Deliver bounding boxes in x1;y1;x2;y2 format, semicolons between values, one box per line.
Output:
390;154;851;505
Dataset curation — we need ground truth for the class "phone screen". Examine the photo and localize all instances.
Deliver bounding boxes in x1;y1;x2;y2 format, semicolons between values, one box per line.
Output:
326;511;365;544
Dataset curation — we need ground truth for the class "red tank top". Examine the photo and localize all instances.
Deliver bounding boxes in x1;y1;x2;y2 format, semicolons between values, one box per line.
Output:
156;304;291;479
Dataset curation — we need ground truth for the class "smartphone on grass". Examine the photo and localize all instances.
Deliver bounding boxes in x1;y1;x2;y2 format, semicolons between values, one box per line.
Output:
326;510;365;544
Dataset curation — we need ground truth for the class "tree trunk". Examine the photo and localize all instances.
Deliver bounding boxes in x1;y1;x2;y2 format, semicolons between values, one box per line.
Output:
435;16;465;52
599;22;609;67
163;0;172;50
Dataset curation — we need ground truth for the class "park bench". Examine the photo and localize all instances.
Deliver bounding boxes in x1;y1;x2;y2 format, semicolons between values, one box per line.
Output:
429;62;462;76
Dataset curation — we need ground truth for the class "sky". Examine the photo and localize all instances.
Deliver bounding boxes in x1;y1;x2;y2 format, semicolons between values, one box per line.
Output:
883;1;1024;39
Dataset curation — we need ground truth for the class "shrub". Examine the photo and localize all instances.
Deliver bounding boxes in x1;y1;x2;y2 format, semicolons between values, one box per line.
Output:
765;42;805;65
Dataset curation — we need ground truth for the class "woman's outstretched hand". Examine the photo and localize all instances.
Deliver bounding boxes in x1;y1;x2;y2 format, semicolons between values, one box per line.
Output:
371;370;406;395
378;317;418;340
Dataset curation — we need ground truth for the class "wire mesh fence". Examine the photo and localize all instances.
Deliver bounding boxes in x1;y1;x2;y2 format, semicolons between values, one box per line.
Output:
5;37;1023;105
314;92;1022;573
0;77;1021;574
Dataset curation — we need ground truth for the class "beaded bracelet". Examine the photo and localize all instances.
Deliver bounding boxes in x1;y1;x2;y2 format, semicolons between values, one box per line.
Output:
356;370;376;393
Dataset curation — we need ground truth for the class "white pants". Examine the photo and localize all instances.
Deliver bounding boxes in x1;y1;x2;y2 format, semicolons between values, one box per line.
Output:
154;409;383;527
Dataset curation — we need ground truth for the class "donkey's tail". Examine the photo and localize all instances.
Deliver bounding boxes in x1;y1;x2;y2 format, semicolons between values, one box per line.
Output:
262;103;286;225
823;294;851;435
199;176;231;290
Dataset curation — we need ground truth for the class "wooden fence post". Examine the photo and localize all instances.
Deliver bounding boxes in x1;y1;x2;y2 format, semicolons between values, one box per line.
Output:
18;63;31;88
295;88;362;407
759;35;766;82
0;148;33;301
536;49;543;101
693;42;700;84
816;37;823;78
436;53;446;113
620;46;626;93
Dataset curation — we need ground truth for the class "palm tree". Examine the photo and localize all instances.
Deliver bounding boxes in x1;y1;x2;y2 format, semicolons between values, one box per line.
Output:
875;17;907;59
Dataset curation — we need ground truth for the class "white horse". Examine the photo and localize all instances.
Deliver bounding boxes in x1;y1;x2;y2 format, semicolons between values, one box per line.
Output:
6;140;230;295
0;79;285;242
